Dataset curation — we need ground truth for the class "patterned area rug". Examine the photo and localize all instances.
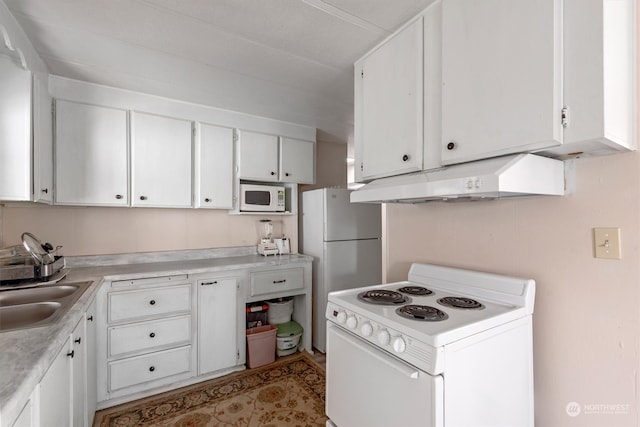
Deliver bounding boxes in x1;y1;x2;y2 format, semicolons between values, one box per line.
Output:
95;353;327;426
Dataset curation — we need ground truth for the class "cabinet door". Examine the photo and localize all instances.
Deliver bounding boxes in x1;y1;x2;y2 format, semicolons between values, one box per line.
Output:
132;112;193;207
32;73;53;203
0;54;31;201
85;298;97;427
196;123;234;208
358;18;424;180
279;138;315;184
237;130;279;182
39;338;72;427
55;100;128;206
441;0;562;164
198;277;238;375
71;319;86;427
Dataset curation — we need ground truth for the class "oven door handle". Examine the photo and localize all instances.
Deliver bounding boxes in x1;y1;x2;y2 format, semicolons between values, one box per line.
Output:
330;325;420;379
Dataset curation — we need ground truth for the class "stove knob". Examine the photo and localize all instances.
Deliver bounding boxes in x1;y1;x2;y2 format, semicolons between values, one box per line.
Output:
336;311;347;324
361;322;373;337
378;330;391;346
346;316;358;329
392;337;406;353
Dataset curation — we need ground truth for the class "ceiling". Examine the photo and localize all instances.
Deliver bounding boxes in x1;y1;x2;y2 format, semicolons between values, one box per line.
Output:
4;0;435;143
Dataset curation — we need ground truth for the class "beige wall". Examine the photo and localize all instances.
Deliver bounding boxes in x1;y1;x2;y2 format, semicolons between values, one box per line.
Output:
0;206;298;256
384;152;640;426
301;138;348;191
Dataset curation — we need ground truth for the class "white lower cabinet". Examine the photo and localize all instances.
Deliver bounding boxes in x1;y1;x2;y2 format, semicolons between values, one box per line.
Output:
36;296;96;427
109;345;192;391
39;336;72;426
98;276;196;402
197;276;239;375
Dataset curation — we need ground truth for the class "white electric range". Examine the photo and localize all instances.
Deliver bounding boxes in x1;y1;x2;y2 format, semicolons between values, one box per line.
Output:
325;262;535;427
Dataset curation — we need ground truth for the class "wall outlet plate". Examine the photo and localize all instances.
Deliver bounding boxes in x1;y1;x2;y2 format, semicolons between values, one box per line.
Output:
593;227;621;259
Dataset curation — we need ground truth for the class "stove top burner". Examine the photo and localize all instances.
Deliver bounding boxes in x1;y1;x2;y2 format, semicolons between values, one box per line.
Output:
396;305;449;321
398;285;433;296
358;290;409;305
438;296;484;309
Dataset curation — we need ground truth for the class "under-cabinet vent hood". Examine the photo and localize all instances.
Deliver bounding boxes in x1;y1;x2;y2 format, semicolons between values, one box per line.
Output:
350;154;565;204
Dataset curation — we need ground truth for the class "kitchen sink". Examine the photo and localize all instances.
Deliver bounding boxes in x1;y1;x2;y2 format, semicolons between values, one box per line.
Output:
0;282;92;332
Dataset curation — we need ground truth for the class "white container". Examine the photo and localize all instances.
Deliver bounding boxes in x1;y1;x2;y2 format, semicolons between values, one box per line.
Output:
276;333;302;356
267;298;293;324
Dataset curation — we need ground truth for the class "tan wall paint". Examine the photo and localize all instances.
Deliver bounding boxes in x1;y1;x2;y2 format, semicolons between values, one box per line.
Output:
0;206;298;256
301;139;348;191
384;153;640;426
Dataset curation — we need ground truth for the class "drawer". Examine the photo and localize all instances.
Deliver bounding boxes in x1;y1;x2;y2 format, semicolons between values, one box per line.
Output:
250;267;304;296
109;345;192;391
109;315;191;357
109;284;192;323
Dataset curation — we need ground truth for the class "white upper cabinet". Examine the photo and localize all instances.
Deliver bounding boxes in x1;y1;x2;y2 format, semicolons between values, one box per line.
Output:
237;130;279;182
441;0;563;165
547;0;636;157
55;100;129;206
0;54;32;201
237;130;314;184
32;72;53;204
279;137;315;184
196;123;234;209
131;112;193;208
356;17;424;181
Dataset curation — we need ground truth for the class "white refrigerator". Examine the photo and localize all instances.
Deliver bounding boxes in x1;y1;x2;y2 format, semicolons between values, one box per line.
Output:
300;188;382;353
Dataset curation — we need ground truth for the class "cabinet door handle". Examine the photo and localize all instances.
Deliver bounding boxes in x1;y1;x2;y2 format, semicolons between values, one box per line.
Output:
402;154;409;162
149;366;155;372
270;171;276;176
88;315;94;322
204;198;211;203
201;281;218;286
149;332;156;338
41;188;48;194
140;195;148;201
74;337;81;344
149;299;156;305
446;142;456;150
115;194;123;200
67;350;75;358
273;279;286;284
285;172;290;177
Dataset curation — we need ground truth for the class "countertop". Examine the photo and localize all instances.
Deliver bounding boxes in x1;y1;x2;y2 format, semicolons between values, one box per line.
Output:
0;248;312;427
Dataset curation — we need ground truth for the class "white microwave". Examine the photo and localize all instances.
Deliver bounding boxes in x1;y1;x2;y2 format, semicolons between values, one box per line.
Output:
240;184;286;212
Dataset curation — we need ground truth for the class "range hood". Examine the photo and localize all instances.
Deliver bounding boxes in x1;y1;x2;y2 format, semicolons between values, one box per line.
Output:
350;153;565;204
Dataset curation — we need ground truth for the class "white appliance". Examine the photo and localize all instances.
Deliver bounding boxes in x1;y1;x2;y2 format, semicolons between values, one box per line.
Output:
326;263;535;427
350;153;565;203
240;183;285;212
300;188;381;353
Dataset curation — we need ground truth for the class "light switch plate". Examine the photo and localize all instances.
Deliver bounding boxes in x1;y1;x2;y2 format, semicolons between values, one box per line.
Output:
593;228;621;259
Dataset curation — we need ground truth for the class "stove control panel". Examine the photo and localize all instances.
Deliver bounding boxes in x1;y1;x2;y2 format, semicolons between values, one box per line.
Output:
326;303;442;374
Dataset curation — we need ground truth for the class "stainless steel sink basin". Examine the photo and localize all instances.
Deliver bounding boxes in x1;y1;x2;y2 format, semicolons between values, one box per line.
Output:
0;302;62;331
0;282;92;332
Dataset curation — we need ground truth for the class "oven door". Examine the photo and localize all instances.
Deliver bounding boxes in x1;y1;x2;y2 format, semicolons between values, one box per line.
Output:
326;323;443;427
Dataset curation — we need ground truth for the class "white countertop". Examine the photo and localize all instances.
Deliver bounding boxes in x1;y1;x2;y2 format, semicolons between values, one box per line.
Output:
0;248;312;427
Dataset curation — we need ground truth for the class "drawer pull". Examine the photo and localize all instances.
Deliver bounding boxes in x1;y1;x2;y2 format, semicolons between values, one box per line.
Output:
149;366;155;372
273;279;286;284
149;332;156;338
74;337;82;344
149;300;156;306
87;315;94;322
201;281;218;286
67;350;75;358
